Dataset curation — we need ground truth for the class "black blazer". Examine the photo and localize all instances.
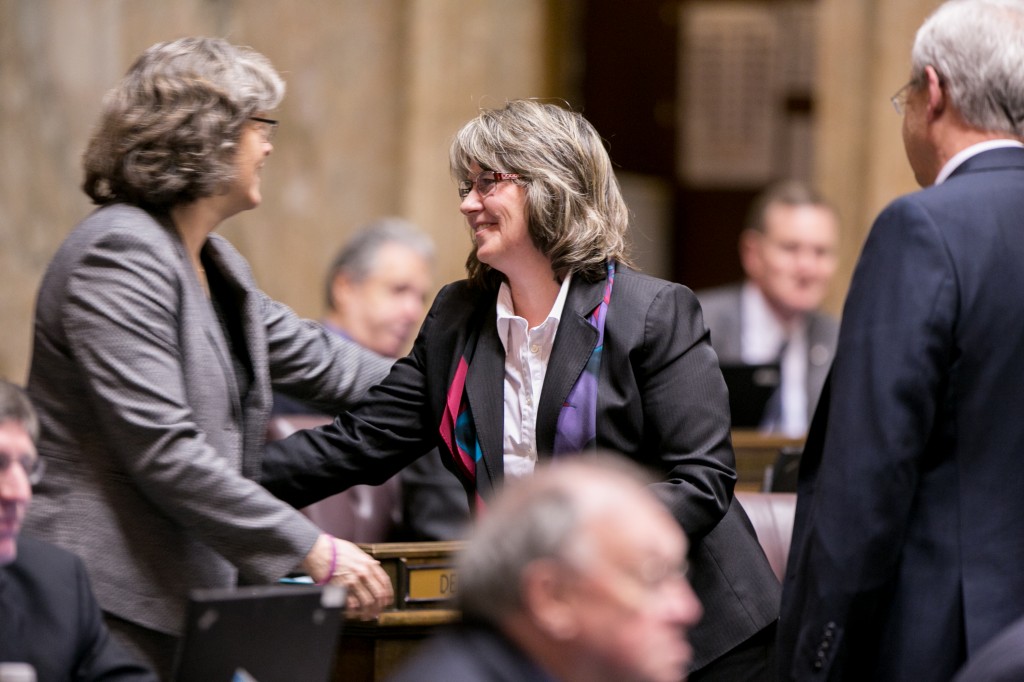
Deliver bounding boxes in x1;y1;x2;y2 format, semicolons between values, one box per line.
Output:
0;536;156;681
263;266;780;670
778;147;1024;681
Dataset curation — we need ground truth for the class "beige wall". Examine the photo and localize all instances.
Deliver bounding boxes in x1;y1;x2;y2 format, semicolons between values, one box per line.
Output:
0;0;554;380
816;0;943;315
0;0;955;380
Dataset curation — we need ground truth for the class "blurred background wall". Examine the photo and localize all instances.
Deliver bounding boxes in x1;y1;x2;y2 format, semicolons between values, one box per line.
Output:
0;0;939;381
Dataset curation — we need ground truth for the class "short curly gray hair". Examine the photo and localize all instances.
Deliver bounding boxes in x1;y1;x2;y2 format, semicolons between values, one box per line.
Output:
82;36;284;209
450;100;633;289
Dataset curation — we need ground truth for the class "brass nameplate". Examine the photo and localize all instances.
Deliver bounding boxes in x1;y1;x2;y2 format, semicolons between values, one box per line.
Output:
357;542;464;610
407;566;458;602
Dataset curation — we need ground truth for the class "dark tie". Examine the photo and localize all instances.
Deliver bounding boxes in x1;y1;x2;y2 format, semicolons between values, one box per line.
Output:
759;338;789;432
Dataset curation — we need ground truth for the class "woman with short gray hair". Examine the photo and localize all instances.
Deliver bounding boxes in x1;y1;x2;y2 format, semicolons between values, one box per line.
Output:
25;37;393;676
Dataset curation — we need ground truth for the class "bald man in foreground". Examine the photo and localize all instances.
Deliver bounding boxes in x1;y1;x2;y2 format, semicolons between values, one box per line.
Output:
388;453;704;682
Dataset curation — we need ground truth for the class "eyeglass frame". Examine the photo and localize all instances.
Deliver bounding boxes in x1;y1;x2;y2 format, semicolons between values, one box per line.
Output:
458;171;523;199
894;69;1020;132
890;77;922;116
0;452;45;486
249;116;279;142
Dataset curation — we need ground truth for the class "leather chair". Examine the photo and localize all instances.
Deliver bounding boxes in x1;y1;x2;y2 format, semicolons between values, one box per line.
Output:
266;414;402;543
735;491;797;582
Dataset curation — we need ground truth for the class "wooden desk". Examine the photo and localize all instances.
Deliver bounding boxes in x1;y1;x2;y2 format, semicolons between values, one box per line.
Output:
334;542;462;682
332;436;801;679
334;608;458;681
731;429;804;491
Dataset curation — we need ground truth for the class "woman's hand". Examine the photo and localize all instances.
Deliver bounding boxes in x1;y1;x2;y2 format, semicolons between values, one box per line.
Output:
302;533;394;619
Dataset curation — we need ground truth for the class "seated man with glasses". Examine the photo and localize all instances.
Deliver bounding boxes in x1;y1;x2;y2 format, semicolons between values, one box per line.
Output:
0;380;155;680
387;453;704;682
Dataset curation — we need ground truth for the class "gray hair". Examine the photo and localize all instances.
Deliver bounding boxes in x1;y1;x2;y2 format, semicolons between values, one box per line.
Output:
323;217;436;310
450;100;633;289
912;0;1024;136
83;36;285;209
744;179;836;234
0;380;39;444
457;454;654;624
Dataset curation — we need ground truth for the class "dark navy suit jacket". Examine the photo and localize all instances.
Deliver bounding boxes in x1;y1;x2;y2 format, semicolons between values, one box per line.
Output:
263;266;780;671
778;146;1024;681
953;612;1024;682
0;536;155;681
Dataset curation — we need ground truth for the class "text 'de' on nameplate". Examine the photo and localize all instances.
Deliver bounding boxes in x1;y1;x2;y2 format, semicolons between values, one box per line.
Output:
406;565;458;603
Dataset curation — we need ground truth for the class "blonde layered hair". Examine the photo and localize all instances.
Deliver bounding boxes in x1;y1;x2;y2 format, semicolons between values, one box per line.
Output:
82;37;284;210
450;100;633;288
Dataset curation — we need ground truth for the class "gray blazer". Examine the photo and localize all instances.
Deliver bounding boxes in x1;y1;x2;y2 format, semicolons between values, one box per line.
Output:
24;203;392;635
695;283;838;424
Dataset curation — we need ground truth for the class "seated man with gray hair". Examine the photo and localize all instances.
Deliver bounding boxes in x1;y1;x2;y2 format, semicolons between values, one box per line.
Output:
387;453;704;682
273;217;470;542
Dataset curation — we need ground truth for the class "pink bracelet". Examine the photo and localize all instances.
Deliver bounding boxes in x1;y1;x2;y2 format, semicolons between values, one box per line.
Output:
316;536;338;586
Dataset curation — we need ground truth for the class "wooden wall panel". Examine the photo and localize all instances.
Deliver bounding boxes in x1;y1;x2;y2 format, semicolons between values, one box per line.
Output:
0;0;553;380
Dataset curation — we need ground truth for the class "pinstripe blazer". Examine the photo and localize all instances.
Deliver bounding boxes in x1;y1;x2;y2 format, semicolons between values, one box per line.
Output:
23;203;391;635
263;267;781;671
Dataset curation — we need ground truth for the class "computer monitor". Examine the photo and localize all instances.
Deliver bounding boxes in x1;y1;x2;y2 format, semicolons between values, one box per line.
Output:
719;362;781;428
173;584;346;682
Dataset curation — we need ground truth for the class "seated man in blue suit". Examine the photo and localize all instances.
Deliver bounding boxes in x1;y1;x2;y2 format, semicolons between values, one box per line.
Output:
778;1;1024;680
0;380;155;681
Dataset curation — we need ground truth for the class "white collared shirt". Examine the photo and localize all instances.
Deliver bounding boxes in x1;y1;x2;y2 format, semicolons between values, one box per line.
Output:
740;282;809;437
496;274;573;480
934;139;1024;185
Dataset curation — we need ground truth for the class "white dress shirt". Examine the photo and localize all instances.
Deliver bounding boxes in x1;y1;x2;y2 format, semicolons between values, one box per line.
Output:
496;274;573;480
740;282;809;437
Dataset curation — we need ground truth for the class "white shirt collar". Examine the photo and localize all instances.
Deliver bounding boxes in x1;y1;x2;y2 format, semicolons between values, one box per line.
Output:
496;273;573;350
739;282;804;363
934;139;1024;185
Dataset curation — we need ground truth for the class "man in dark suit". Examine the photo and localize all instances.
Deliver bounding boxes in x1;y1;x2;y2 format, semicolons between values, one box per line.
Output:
697;180;840;437
0;380;155;680
387;454;704;682
778;1;1024;680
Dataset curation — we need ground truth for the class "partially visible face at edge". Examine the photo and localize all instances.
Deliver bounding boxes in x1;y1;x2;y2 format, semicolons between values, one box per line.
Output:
562;490;704;682
331;242;433;358
0;420;36;566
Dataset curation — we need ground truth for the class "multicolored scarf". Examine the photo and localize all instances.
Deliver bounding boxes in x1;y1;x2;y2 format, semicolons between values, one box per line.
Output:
439;261;616;510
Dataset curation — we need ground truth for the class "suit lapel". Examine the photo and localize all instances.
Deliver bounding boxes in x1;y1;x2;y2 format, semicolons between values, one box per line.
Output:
536;277;602;455
464;300;506;498
170;228;241;423
203;237;271;480
805;313;834;421
720;292;744;360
